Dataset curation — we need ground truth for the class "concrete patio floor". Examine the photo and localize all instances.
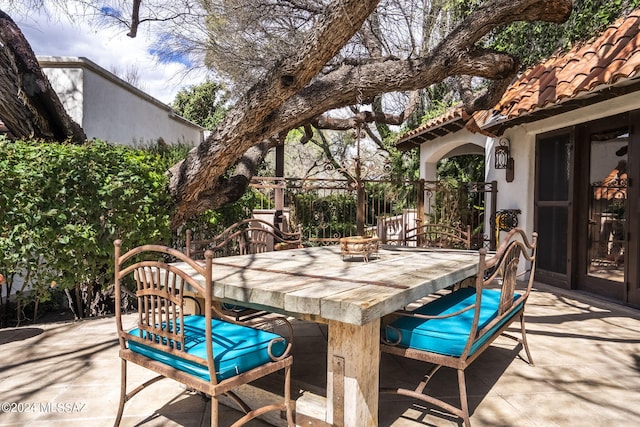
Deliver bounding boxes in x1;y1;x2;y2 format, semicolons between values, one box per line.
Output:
1;283;639;427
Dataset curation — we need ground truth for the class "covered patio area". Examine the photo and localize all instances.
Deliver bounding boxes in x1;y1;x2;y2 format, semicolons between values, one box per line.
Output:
1;283;639;426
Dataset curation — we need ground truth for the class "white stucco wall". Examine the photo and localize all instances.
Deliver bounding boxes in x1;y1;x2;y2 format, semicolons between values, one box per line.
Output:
40;56;204;146
484;127;535;242
419;128;486;180
484;88;640;242
43;66;85;125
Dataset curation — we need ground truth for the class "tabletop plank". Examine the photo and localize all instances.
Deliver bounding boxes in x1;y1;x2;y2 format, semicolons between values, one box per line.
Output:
178;245;479;325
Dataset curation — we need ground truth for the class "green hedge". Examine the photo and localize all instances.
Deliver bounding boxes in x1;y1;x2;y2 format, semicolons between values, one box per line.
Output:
0;138;265;325
0;139;175;323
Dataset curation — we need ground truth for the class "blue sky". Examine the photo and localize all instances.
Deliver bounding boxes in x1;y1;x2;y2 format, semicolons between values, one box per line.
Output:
12;4;204;104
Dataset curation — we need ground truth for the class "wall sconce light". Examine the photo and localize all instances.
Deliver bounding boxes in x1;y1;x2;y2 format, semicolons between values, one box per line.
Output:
495;137;515;182
494;137;510;169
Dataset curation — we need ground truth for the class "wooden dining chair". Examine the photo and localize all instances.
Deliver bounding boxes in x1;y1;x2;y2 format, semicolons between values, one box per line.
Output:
380;228;537;426
403;223;472;249
113;240;295;427
185;219;302;321
185;218;302;259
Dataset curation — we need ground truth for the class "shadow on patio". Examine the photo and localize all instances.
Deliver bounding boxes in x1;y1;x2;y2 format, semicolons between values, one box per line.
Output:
1;283;639;427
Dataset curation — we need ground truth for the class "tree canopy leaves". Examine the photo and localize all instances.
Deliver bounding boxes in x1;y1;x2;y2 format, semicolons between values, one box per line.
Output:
171;81;230;131
489;0;640;67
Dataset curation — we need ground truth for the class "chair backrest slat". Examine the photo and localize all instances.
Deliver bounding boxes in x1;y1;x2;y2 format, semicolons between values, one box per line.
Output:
403;223;472;249
114;241;216;382
185;218;302;259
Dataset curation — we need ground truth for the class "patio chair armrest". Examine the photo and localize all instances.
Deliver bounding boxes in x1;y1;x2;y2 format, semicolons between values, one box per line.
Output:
257;316;294;359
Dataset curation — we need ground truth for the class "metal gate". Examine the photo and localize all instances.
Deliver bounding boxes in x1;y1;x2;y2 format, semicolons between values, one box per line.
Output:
250;177;497;249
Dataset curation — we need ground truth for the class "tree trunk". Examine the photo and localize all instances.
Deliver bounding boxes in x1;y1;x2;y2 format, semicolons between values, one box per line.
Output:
0;10;86;143
0;1;572;226
168;0;382;224
167;0;571;225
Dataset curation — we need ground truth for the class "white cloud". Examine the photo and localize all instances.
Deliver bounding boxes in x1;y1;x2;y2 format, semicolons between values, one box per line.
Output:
12;5;204;104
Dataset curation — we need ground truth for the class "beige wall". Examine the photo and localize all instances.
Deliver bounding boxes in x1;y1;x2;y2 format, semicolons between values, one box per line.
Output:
40;56;204;146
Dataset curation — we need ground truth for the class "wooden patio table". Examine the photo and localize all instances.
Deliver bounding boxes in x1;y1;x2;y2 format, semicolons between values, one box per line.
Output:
175;244;479;427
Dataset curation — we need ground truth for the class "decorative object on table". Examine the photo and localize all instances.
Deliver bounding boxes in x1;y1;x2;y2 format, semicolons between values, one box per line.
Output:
339;235;380;262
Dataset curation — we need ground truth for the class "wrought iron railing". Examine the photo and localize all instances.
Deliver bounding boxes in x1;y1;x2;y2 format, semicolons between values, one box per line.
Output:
250;177;498;249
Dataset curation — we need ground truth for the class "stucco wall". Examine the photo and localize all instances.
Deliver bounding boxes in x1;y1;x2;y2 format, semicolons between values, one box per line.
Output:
484;127;535;243
43;66;85;125
484;89;640;242
419;129;486;181
40;57;203;146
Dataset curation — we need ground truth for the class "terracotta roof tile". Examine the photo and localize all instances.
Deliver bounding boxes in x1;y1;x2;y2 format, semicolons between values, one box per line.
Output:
397;9;640;147
478;9;640;128
396;105;469;144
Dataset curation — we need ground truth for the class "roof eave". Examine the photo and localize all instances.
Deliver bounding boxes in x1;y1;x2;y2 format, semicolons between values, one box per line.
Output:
482;76;640;135
396;116;467;151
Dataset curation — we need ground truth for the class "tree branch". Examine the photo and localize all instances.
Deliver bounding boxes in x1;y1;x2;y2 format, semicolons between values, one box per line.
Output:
300;123;314;144
310;109;407;131
268;19;548;133
0;10;86;142
454;70;518;115
127;0;142;37
310;129;355;181
181;138;278;212
168;0;381;225
167;0;572;225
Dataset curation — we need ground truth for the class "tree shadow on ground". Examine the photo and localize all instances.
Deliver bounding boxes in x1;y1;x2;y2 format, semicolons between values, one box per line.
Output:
0;327;43;344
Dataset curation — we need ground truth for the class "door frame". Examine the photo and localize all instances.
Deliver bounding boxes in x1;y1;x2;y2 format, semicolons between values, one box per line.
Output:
534;128;576;289
626;110;640;307
535;110;640;307
574;114;628;301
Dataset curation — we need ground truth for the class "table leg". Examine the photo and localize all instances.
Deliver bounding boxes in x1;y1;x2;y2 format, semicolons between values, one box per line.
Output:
326;318;380;427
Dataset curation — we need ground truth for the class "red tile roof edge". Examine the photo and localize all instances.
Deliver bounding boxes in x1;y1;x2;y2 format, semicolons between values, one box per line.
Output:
396;105;468;144
398;8;640;144
478;9;640;129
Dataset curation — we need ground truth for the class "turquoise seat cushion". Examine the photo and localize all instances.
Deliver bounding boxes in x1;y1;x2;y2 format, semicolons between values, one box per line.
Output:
127;315;287;382
385;287;522;357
